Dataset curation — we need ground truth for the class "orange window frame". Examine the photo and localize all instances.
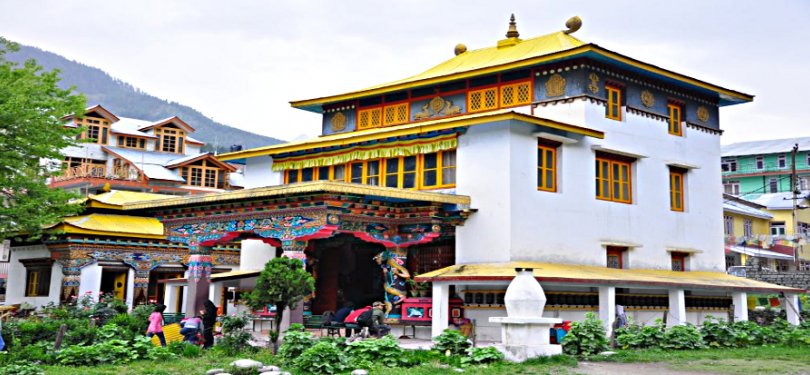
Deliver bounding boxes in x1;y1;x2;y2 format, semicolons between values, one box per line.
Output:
467;86;499;113
383;156;418;189
537;143;557;192
382;102;410;127
357;107;383;130
499;80;532;108
606;85;622;121
671;252;687;271
595;157;632;204
669;169;685;212
420;150;456;190
668;103;683;136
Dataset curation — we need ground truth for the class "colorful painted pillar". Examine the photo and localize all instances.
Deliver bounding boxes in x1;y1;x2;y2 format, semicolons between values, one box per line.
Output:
133;269;151;306
185;246;212;317
56;258;94;304
378;246;410;314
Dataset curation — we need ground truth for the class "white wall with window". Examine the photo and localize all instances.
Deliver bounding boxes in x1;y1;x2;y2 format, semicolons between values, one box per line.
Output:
6;245;63;308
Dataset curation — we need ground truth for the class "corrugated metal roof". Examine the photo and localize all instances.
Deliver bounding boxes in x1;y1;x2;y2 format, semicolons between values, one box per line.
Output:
61;214;163;236
104;146;185;181
112;117;157;138
415;261;803;293
722;137;810;157
727;246;794;261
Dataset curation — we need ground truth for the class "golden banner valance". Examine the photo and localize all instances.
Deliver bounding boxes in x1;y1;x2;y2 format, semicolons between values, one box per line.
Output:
271;135;457;171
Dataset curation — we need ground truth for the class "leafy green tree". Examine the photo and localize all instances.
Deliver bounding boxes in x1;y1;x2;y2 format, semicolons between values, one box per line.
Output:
247;256;314;352
0;37;86;239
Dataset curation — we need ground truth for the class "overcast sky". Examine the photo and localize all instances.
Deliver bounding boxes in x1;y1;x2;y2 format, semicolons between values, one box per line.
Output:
1;0;808;145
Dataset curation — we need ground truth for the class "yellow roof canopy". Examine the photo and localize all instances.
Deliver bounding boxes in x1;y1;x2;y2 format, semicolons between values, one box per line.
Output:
49;213;165;239
415;261;803;293
87;190;176;210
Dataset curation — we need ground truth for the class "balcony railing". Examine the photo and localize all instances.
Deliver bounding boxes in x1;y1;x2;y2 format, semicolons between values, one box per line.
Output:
721;162;807;176
52;164;142;182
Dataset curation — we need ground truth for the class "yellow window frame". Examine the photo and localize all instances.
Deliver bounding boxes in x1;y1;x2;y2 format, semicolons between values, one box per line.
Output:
668;103;683;136
606;86;622;121
420;150;456;190
26;270;40;296
467;87;499;113
383;156;418;189
670;170;685;212
537;144;557;192
595;157;632;204
500;81;532;108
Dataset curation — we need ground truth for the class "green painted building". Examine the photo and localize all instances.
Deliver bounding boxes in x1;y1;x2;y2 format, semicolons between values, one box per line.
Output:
721;138;810;196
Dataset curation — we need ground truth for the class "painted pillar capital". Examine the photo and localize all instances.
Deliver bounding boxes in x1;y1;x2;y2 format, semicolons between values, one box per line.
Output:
187;246;213;282
55;257;95;303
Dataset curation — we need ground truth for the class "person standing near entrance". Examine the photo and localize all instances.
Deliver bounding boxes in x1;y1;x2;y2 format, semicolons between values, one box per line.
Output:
147;304;167;347
202;300;217;348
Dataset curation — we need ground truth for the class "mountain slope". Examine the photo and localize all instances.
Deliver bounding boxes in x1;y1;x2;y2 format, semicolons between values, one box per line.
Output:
6;44;284;152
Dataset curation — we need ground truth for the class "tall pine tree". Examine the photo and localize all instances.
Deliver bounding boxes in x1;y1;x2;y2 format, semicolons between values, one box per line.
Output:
0;37;86;239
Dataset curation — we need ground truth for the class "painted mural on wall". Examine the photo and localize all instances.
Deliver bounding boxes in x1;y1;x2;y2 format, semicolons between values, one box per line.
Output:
413;96;462;120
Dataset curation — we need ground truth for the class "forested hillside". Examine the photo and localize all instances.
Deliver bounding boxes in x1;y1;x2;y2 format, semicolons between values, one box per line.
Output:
6;44;284;152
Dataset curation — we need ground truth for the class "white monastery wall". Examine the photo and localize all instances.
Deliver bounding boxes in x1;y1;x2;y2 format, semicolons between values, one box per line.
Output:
79;264;103;302
240;239;276;270
455;100;724;271
455;121;514;264
242;156;282;189
7;245;62;308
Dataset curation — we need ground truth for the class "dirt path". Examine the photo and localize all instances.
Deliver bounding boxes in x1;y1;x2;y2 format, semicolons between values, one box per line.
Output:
575;362;719;375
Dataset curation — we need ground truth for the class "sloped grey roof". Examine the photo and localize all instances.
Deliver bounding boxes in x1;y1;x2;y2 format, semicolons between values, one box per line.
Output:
722;137;810;157
228;172;245;187
62;144;107;160
744;191;810;210
104;146;184;181
111;117;157;138
723;199;773;219
141;164;184;182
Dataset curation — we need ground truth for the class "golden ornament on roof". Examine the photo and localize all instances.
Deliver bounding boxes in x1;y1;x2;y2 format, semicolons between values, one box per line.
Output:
697;106;710;122
546;74;566;97
564;16;582;35
454;43;467;56
330;112;347;131
505;13;520;38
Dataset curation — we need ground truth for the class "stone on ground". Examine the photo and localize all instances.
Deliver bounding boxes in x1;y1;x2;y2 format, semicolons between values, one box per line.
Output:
351;370;369;375
206;369;225;375
259;365;281;373
230;359;263;369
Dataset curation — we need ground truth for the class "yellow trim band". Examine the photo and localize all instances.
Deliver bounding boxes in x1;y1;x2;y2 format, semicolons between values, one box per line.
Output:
218;110;603;161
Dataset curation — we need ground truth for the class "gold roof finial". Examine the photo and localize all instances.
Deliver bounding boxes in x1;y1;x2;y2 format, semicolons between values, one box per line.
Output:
563;16;582;34
505;13;520;38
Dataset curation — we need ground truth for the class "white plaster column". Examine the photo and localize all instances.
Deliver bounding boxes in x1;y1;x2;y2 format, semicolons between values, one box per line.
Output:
210;282;224;308
667;289;686;327
125;268;135;309
79;264;103;302
784;293;801;326
164;285;177;313
731;292;748;322
598;286;616;336
432;282;450;338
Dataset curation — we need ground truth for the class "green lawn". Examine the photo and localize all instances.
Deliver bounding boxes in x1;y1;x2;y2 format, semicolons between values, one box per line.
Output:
38;346;810;375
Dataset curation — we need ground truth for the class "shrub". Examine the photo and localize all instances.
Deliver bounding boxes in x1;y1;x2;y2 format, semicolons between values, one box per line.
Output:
462;346;504;365
699;316;738;348
661;324;704;350
294;340;350;374
432;329;471;356
615;320;666;350
0;362;43;375
346;335;403;368
9;342;54;365
217;313;254;355
277;325;316;363
147;346;177;361
562;312;608;356
55;339;134;366
783;328;810;346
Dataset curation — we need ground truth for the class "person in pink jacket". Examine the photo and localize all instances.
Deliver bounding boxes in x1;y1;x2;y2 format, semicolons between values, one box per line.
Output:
146;304;166;347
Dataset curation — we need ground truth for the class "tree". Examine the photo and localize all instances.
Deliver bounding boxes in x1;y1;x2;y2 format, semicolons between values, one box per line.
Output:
0;37;86;239
247;256;315;352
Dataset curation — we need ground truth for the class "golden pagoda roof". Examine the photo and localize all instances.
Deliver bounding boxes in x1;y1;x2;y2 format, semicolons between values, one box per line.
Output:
218;110;603;161
87;190;176;210
49;214;164;239
291;21;752;111
415;261;803;293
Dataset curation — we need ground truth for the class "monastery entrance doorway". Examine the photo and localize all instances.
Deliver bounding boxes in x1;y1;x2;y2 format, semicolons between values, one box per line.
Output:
310;235;385;315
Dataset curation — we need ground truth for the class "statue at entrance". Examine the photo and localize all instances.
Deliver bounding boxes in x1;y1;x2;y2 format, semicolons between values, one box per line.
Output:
374;250;410;314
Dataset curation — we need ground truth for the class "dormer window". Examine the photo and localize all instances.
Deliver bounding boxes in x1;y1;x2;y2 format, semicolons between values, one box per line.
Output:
117;136;146;150
78;117;110;144
156;128;185;154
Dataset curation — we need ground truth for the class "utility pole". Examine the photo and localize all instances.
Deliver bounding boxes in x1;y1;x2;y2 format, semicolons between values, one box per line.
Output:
791;143;800;268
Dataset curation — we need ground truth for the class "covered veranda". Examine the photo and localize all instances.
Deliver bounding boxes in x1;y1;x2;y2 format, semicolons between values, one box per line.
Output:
417;261;805;340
